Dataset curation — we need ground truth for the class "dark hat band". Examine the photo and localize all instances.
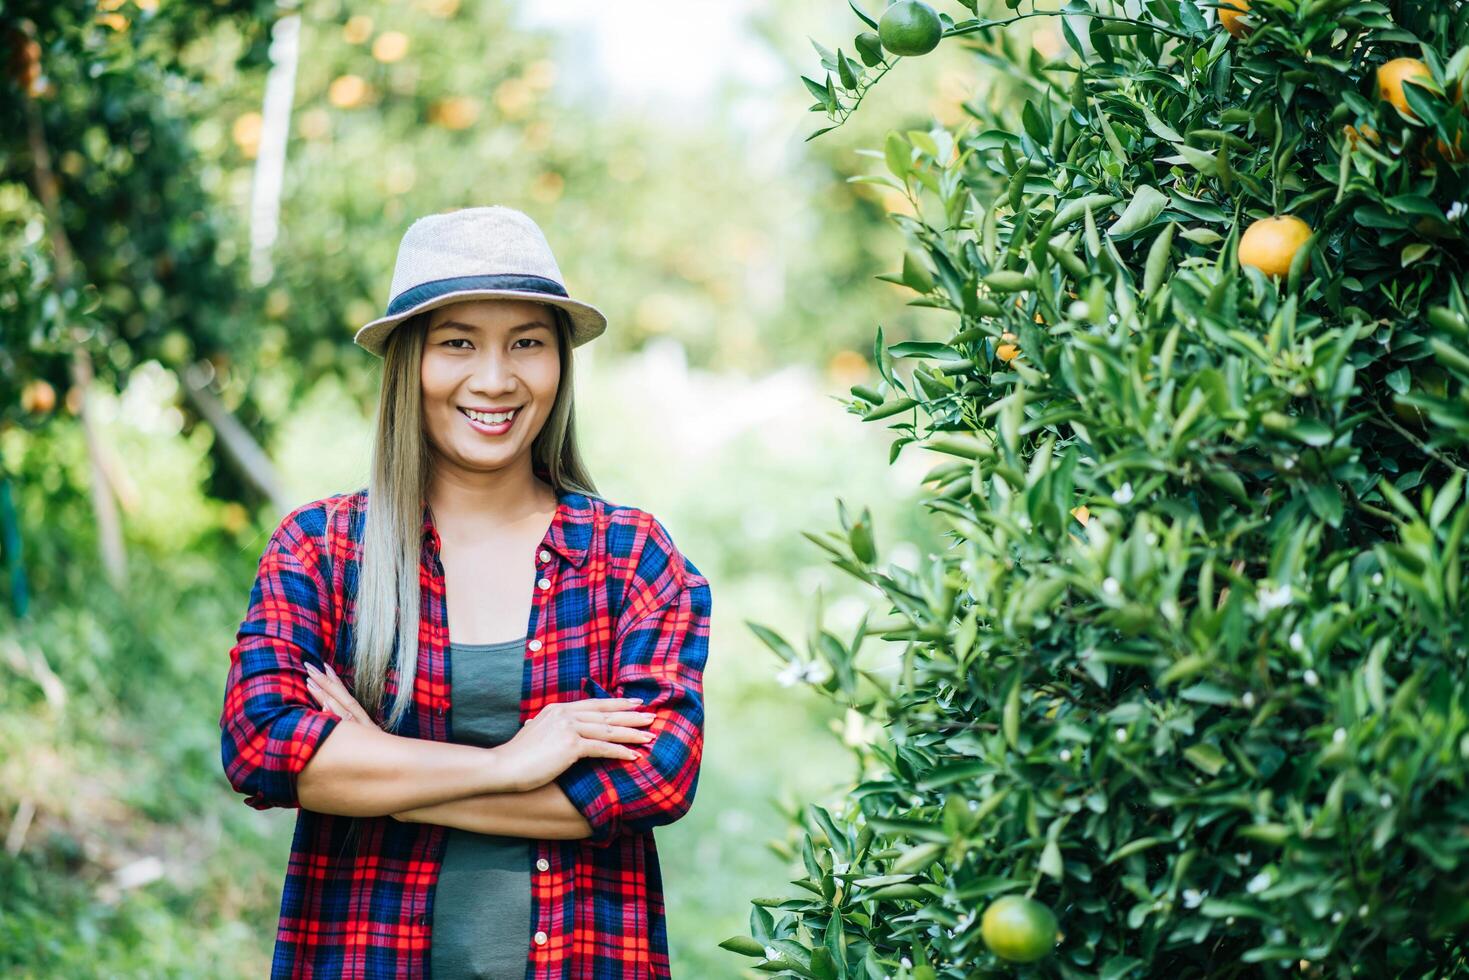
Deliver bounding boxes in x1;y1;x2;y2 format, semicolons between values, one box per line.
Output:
385;273;569;317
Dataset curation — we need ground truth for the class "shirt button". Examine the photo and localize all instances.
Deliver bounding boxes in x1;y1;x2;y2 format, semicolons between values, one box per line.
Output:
537;577;551;590
533;930;548;946
536;857;549;871
538;549;551;563
416;913;430;926
528;638;543;652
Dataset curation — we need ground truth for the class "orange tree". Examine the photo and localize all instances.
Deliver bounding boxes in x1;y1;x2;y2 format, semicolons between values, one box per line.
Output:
725;0;1468;975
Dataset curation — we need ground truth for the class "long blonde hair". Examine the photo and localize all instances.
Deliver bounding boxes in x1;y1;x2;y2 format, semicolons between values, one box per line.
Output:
348;303;599;732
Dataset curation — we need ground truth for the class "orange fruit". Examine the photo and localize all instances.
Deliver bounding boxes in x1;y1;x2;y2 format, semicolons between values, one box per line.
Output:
877;1;943;57
1343;123;1380;149
1435;133;1467;163
1219;0;1251;38
1238;215;1312;278
996;331;1020;362
20;379;56;414
981;895;1058;963
1377;58;1432;119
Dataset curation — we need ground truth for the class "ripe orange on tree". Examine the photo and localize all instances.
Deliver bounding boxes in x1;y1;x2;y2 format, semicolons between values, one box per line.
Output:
877;1;942;57
1219;0;1252;39
1377;57;1432;119
20;379;56;414
1343;123;1381;149
996;331;1020;362
1435;133;1467;164
981;895;1059;963
1238;215;1312;278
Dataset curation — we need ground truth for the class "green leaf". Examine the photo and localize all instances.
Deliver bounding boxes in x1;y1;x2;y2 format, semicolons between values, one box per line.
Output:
719;936;770;957
1109;185;1169;239
1185;742;1228;776
1003;670;1021;750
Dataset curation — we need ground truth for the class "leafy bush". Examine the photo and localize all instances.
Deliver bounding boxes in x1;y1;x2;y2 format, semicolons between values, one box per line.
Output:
729;0;1469;976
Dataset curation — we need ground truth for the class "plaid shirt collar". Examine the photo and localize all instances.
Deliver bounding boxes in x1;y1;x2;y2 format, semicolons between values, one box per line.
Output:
419;487;594;568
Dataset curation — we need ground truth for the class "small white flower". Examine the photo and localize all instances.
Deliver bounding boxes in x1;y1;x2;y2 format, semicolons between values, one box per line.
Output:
1372;572;1384;586
968;799;979;811
1282;457;1296;470
1059;749;1073;762
1358;904;1369;918
1379;792;1392;808
1289;631;1304;652
1235;852;1251;866
1246;872;1272;894
1145;531;1159;546
1330;911;1344;924
764;945;782;960
1115;727;1128;743
1226;915;1237;925
1018;515;1032;530
1112;482;1135;504
1333;727;1347;744
1182;888;1206;909
1241;691;1256;709
1103;576;1121;597
901;957;913;969
1161;599;1178;621
1447;201;1467;222
1303;669;1319;687
774;661;804;687
1257;581;1293;612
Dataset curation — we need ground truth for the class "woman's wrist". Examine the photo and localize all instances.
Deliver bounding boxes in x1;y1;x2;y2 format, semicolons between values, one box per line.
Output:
484;742;531;794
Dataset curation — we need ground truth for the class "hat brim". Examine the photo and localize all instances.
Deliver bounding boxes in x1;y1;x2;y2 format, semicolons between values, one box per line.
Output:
354;285;607;357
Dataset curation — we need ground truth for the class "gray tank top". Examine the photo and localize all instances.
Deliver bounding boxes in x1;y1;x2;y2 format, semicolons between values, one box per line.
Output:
429;635;532;980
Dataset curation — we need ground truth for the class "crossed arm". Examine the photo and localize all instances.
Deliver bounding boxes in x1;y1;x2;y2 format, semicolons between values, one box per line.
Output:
298;661;594;839
219;513;712;847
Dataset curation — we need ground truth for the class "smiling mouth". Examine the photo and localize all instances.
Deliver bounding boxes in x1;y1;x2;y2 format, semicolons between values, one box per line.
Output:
459;406;521;426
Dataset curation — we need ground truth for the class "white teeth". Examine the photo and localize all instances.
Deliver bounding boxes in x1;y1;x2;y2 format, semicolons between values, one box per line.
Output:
464;407;516;424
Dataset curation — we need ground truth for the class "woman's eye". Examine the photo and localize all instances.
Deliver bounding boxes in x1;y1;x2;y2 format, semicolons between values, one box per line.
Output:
444;338;471;349
514;338;542;349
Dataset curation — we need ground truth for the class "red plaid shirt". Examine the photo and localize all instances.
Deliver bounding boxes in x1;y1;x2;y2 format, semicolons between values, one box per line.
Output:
219;486;712;978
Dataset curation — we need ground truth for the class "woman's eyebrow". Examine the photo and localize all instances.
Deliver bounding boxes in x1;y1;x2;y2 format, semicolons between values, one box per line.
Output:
430;319;553;333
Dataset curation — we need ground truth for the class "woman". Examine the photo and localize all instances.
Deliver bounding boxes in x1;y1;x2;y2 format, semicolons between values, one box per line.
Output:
219;205;713;979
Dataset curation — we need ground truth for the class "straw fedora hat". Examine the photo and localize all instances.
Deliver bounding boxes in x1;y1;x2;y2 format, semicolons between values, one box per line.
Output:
353;205;608;357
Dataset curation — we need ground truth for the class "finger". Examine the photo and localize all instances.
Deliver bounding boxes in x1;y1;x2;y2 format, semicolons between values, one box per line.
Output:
307;661;348;700
578;735;643;761
581;710;656;727
576;719;656;744
306;677;339;716
308;664;372;725
586;697;645;709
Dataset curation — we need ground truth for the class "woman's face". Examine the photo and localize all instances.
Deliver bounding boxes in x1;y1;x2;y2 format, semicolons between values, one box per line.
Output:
419;298;561;475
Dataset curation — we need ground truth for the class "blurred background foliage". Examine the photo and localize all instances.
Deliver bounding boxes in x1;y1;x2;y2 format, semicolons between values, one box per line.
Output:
0;0;994;975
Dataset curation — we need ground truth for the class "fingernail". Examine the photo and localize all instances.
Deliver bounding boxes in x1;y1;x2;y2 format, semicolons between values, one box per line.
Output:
325;662;339;679
304;662;319;675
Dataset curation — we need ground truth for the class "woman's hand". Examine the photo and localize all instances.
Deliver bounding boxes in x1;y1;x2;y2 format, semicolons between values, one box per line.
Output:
498;696;656;793
303;660;373;725
304;661;424;821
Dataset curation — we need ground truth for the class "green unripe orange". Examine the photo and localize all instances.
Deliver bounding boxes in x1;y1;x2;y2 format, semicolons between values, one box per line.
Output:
877;1;942;57
980;895;1058;964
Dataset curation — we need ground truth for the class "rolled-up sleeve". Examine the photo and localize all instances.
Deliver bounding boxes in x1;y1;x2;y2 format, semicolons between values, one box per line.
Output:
555;534;712;846
220;513;342;811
